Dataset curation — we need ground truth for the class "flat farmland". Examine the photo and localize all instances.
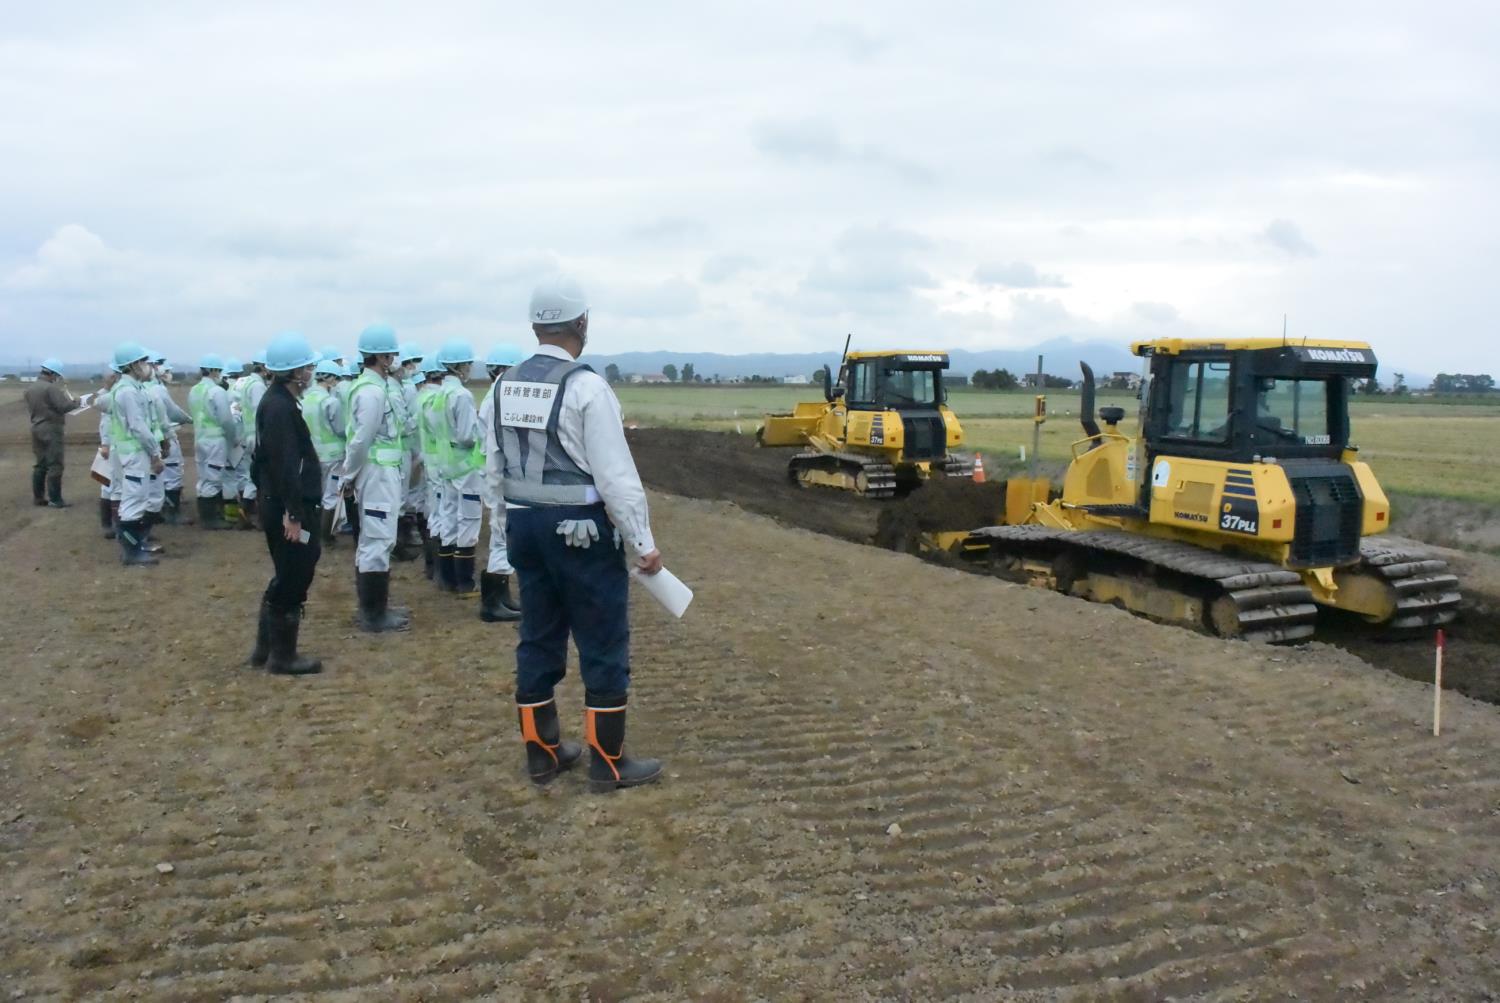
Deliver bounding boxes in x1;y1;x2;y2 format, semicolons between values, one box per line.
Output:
614;385;1500;506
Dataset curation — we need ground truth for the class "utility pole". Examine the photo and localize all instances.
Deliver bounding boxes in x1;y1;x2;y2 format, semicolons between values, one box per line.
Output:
1029;354;1045;481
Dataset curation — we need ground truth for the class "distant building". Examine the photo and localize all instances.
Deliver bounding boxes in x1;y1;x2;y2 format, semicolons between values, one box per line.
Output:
627;372;670;384
1109;371;1143;391
783;375;810;385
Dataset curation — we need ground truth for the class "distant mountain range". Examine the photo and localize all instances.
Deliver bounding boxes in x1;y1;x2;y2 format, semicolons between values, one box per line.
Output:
579;338;1143;382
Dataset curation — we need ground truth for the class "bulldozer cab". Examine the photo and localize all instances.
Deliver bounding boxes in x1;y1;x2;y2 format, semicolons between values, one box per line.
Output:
1136;339;1376;466
833;352;951;411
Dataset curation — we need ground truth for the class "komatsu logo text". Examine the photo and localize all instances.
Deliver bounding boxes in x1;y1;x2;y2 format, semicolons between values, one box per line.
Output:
1305;348;1368;363
1174;511;1209;523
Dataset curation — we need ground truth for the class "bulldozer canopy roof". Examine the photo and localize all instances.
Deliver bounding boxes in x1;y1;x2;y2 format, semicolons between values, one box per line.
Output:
846;351;950;368
1133;337;1372;357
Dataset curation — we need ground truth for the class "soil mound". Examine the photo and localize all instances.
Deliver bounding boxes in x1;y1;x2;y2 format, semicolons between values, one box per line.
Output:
873;477;1005;553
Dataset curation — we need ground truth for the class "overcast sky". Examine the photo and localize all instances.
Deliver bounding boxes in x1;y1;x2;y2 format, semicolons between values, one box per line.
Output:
2;2;1496;376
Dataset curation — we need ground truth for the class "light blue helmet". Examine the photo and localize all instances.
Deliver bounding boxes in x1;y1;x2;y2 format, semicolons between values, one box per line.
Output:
40;358;65;376
344;361;359;377
399;342;424;364
320;344;343;362
424;358;447;376
435;339;475;365
357;323;399;356
112;342;150;373
148;348;167;364
314;358;343;378
484;343;524;368
223;357;244;376
199;353;225;371
250;349;268;367
266;331;320;372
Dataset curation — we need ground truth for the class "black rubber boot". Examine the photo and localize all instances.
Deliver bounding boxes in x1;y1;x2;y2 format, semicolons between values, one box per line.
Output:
392;515;420;562
435;548;457;592
320;508;336;546
453;546;477;594
110;500;121;540
355;572;411;633
46;474;69;508
239;496;258;531
139;512;165;553
199;496;232;530
118;520;159;567
32;468;47;506
422;530;436;580
248;600;271;667
267;606;323;676
480;572;522;622
518;699;583;786
100;498;116;539
584;699;663;793
163;488;185;524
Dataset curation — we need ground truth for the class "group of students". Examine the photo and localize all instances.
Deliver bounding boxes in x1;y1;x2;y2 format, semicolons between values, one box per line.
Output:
77;274;665;791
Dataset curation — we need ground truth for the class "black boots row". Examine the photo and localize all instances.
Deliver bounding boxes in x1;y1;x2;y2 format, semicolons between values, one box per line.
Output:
249;600;323;675
480;571;521;622
520;697;662;793
196;495;235;530
356;571;410;633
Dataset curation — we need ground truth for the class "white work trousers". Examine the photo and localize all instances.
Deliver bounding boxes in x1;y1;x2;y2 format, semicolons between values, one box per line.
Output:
354;463;403;573
162;435;184;492
233;442;256;500
320;461;343;511
439;470;483;548
485;503;513;574
424;475;442;534
195;438;233;499
117;452;154;522
402;452;425;515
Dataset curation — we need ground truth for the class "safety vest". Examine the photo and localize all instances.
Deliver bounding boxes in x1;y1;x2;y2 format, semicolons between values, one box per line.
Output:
495;354;597;506
189;379;225;440
417;385;442;461
143;380;165;440
347;369;404;467
301;385;345;462
107;379;144;457
432;380;484;479
237;375;265;446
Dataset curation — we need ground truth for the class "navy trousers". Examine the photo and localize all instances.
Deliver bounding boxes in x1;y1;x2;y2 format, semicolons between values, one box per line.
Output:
507;503;630;703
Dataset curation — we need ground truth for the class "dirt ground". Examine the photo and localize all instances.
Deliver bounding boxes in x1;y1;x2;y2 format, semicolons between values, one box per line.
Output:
3;420;1500;1000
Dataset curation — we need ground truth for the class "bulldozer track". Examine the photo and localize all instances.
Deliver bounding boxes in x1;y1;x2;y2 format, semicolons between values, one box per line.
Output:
789;449;898;498
941;453;974;478
1358;536;1462;630
967;525;1320;643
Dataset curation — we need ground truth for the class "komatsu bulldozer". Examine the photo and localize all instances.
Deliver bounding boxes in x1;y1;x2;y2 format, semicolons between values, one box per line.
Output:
953;337;1460;642
757;345;972;498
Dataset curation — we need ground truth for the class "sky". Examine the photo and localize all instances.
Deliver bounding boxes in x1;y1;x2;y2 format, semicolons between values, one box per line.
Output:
2;2;1496;378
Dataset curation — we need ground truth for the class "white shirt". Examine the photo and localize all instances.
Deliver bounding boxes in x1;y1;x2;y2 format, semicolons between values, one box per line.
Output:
484;344;656;557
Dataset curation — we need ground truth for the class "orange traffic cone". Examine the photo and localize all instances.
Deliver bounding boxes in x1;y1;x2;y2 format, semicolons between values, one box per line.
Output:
972;452;986;483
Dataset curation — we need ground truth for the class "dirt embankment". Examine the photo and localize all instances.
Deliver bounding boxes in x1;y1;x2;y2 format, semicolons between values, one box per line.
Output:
629;428;1500;705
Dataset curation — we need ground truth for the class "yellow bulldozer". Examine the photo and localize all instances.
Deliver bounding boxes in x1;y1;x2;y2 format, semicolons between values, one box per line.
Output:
757;341;973;497
940;337;1459;643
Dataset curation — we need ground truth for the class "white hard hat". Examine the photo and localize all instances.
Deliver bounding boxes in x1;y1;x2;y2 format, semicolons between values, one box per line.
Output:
528;274;588;325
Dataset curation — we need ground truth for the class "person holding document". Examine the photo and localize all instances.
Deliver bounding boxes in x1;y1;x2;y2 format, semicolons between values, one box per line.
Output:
248;332;325;676
488;274;664;792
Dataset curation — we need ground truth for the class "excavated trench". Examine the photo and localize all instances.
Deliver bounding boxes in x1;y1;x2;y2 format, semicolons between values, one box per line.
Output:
628;427;1500;705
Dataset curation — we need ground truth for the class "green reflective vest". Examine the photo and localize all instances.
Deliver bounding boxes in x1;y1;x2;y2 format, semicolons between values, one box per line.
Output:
108;381;143;457
433;383;483;479
301;386;345;462
347;370;404;467
189;379;225;440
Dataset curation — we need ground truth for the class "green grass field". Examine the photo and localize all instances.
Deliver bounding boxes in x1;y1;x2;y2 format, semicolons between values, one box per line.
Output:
615;385;1500;505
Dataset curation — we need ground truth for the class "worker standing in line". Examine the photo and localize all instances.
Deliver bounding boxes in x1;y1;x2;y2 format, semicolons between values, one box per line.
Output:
302;359;347;545
392;343;425;561
189;354;238;529
145;352;193;524
25;358;76;508
219;358;245;523
106;343;166;567
97;369;119;538
475;343;523;622
344;324;411;632
248;332;325;676
432;340;485;595
416;359;447;580
234;351;269;529
490;275;663;791
336;360;360;539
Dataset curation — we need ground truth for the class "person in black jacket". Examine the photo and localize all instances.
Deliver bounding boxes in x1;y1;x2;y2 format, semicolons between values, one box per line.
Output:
249;332;326;676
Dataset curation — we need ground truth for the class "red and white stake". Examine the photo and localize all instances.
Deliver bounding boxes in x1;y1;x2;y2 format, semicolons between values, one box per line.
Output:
1432;629;1446;737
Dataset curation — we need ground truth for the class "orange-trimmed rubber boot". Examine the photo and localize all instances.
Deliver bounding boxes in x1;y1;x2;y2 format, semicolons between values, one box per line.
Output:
518;699;582;786
584;701;662;793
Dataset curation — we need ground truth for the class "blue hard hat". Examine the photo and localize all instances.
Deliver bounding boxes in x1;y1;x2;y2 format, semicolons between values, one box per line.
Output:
435;339;475;365
199;353;225;371
320;344;343;362
484;343;524;368
250;349;269;367
223;357;244;375
112;342;150;373
399;342;424;364
344;362;360;377
424;358;447;376
314;358;343;377
266;331;320;372
40;357;65;376
357;323;400;356
148;348;167;364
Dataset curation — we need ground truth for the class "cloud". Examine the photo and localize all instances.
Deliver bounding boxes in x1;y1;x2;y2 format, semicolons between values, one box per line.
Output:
700;253;756;284
625;216;708;244
6;224;113;290
1261;218;1318;258
1131;301;1180;324
809;22;888;62
1038;147;1113;174
603;277;701;319
751;117;935;185
973;260;1069;289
